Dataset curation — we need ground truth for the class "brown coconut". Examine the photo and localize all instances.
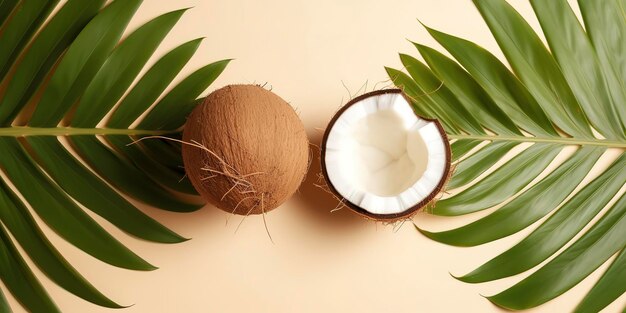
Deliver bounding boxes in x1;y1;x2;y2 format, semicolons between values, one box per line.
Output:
182;85;309;215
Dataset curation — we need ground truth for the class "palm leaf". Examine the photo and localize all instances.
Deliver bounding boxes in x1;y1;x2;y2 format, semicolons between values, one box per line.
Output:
0;0;227;311
387;0;626;311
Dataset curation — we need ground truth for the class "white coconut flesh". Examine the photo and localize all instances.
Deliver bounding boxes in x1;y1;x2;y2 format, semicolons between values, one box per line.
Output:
323;92;448;216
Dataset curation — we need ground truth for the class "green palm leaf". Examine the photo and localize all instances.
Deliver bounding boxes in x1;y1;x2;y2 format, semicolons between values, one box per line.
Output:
388;0;626;311
0;0;227;311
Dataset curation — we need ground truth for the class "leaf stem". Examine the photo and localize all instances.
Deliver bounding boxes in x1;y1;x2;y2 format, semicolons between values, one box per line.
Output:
449;134;626;148
0;127;177;137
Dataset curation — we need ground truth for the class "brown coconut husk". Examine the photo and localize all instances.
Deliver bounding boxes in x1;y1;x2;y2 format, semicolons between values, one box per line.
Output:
182;85;309;216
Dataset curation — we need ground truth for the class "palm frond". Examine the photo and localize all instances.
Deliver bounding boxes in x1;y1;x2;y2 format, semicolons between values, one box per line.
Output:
387;0;626;311
0;0;227;311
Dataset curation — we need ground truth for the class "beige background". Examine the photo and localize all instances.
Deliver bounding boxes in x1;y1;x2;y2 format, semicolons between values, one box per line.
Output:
6;0;626;312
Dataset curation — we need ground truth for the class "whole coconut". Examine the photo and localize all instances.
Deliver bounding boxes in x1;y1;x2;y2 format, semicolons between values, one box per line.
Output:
182;85;309;215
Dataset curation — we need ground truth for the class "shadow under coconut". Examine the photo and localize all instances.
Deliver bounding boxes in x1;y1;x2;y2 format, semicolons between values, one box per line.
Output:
290;128;367;233
145;123;368;238
137;196;224;238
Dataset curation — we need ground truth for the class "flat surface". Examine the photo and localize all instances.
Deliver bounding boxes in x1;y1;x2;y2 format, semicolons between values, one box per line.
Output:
7;0;626;312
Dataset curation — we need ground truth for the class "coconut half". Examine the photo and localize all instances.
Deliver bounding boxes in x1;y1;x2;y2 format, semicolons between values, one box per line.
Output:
321;89;450;221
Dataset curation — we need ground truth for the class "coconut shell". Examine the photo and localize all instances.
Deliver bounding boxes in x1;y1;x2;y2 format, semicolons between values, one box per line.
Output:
182;85;309;215
320;89;451;222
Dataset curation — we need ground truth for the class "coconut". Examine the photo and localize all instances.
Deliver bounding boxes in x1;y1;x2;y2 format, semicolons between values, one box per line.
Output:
182;85;309;215
321;89;450;221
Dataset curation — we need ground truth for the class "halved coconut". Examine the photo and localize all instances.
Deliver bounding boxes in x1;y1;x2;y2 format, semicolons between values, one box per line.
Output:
321;89;450;221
